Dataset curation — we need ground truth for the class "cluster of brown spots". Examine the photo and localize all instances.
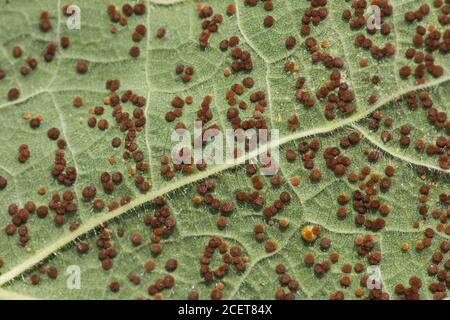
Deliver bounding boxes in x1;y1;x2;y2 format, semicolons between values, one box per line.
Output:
354;34;395;60
306;37;345;70
328;290;346;300
293;139;320;173
121;3;146;17
299;0;328;37
108;3;128;23
401;29;447;83
219;35;240;52
51;149;77;186
196;178;216;195
312;257;332;278
275;263;300;300
354;234;375;257
253;223;265;241
132;24;146;42
371;111;392;132
227;93;268;131
4;200;40;245
321;72;355;119
199;236;246;296
39;11;52;32
398;123;411;147
107;4;146;56
147;274;175;298
196;95;213;125
403;92;449;169
17;144;30;163
394;276;423;300
363;148;379;163
346;165;394;231
295;89;315;108
48;190;77;226
30;114;45;128
134;175;150;193
429;135;450;169
362;288;389;300
419;184;434;217
404;4;430;23
340;132;361;150
423;239;450;299
11;47;37;77
143;197;176;255
171;146;199;174
437;3;450;25
99;171;123;193
262;191;291;219
415;226;437;250
244;0;274;27
101;85;150;187
226;83;245;106
423;101;448;130
230;46;253;73
433;195;450;235
194;179;234;219
96;228;118;270
175;65;195;83
322;145;351;177
159;155;175;180
346;0;392;32
303;38;354;115
197;5;223;49
26;112;38;124
235;190;265;208
43;42;57;63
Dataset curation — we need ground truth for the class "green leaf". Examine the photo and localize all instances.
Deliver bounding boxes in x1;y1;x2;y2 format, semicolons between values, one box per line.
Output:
0;0;448;300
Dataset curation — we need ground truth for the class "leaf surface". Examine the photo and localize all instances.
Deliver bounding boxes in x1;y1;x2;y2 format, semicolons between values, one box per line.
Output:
0;0;448;300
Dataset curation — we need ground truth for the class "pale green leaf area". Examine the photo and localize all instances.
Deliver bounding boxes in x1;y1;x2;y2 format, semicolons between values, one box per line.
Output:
0;0;448;300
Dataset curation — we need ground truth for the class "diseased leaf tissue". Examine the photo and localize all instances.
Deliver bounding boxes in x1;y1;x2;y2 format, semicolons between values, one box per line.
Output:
0;0;449;300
